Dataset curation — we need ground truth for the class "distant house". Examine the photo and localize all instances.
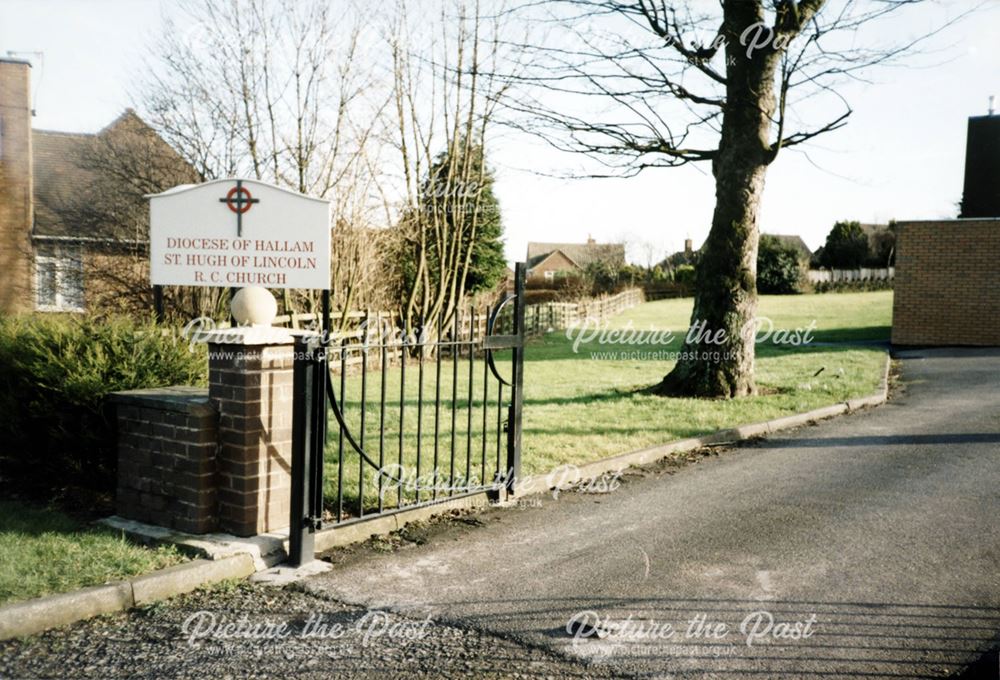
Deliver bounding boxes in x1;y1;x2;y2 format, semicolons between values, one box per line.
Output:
661;234;814;272
763;233;812;262
0;58;196;314
526;237;625;282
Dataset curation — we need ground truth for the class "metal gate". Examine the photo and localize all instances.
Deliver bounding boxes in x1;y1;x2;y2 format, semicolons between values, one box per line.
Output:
288;263;526;565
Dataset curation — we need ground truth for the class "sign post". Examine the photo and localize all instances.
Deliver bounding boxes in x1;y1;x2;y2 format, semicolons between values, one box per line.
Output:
148;178;332;565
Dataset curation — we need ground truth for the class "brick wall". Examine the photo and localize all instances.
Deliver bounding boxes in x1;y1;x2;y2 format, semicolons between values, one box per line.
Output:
0;59;34;313
115;340;296;538
113;387;219;534
892;219;1000;346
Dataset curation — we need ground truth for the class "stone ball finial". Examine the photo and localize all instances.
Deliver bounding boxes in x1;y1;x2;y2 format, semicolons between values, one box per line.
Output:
231;286;278;327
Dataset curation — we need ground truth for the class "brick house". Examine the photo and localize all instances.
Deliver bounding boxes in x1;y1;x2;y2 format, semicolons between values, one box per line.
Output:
526;237;625;282
0;58;195;314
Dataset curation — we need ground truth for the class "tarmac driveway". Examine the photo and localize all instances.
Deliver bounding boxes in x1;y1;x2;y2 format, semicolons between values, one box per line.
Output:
304;348;1000;678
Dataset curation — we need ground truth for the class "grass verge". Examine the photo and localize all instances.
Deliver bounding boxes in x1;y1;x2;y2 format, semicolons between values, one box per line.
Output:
0;500;186;606
324;291;892;515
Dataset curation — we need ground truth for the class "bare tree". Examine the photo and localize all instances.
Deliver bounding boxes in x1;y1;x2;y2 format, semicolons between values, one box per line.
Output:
138;0;389;317
383;0;512;338
501;0;969;397
46;111;219;319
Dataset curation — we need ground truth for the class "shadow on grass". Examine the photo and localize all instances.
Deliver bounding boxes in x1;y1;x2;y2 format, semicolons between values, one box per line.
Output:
524;387;647;408
522;329;890;364
808;324;891;343
0;499;83;537
0;499;184;606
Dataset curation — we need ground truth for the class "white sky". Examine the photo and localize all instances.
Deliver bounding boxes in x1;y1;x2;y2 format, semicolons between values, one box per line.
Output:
2;0;999;265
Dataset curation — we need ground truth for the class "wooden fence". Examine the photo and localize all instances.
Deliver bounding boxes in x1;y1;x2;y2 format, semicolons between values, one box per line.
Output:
256;287;644;339
520;288;645;336
194;288;644;371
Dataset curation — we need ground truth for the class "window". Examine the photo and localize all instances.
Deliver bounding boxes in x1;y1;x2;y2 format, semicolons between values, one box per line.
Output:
35;245;84;311
544;270;555;281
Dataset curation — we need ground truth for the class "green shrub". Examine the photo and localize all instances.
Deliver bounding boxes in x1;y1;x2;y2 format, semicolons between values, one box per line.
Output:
0;315;206;494
821;220;869;269
673;264;697;285
813;278;893;294
757;235;804;294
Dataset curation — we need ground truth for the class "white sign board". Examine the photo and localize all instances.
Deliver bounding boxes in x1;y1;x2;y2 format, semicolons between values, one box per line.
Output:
148;178;331;289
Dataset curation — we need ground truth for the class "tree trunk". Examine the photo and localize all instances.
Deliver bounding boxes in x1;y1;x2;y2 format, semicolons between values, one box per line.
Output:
656;0;778;398
656;159;765;397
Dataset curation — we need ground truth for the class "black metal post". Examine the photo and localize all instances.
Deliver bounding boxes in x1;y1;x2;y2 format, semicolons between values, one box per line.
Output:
289;333;326;566
310;334;327;531
318;289;331;527
506;262;526;497
152;285;165;324
228;287;237;327
321;290;331;343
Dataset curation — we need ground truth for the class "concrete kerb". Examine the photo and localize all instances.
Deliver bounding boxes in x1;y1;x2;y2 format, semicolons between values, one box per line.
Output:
131;555;255;606
95;497;498;571
0;554;254;641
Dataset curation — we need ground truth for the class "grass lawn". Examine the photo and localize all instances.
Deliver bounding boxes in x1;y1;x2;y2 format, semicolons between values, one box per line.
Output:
0;500;185;606
326;291;892;515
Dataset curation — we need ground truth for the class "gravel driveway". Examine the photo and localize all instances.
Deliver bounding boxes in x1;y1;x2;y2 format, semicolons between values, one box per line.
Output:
0;581;615;679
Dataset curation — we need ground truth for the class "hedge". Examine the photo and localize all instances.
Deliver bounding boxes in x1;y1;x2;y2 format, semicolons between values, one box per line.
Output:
0;315;206;495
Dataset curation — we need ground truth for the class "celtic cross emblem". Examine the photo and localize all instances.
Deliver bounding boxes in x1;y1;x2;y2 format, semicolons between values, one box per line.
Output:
218;179;260;237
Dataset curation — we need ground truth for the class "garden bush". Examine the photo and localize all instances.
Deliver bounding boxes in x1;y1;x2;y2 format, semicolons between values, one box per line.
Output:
821;221;869;269
673;264;697;286
813;278;893;294
757;235;805;294
0;315;206;495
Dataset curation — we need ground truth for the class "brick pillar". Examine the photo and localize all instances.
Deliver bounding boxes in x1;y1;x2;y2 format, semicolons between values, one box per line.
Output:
207;331;295;537
0;59;35;313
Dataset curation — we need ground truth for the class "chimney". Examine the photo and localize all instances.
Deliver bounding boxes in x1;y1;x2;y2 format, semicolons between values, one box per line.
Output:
684;238;693;255
960;109;1000;218
0;58;35;312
